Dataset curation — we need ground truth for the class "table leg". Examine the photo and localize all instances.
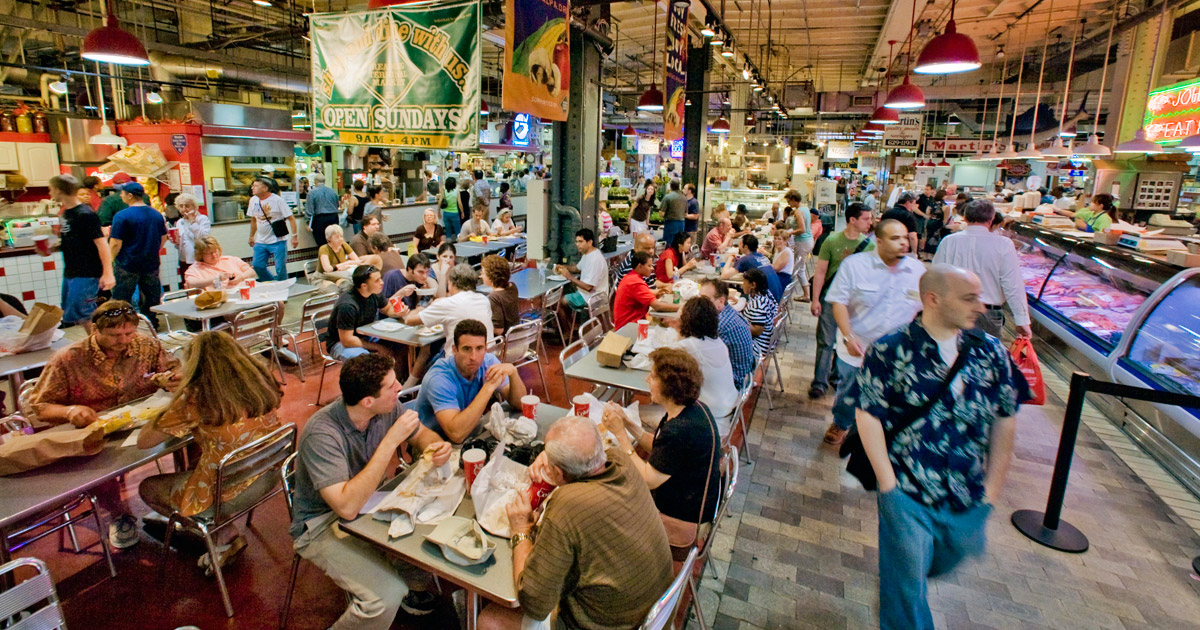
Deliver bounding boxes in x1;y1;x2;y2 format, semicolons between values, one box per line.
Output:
202;318;211;332
466;590;479;630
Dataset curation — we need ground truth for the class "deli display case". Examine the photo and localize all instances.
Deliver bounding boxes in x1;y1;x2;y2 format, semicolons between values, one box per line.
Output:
705;188;784;220
1007;222;1200;496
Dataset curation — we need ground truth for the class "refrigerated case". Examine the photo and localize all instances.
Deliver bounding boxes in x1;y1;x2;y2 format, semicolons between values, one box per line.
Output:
706;188;784;220
1007;222;1200;495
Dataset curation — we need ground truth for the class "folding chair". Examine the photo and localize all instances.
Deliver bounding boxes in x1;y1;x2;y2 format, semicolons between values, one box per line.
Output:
486;334;504;356
1;492;116;581
728;374;756;464
558;339;615;405
281;292;340;382
0;557;67;630
539;284;567;346
160;288;201;334
500;319;547;397
578;316;606;349
638;547;701;630
302;259;320;286
231;303;286;383
156;423;297;617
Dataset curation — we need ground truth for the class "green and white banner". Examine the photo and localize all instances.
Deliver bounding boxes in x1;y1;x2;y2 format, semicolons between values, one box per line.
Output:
309;1;481;150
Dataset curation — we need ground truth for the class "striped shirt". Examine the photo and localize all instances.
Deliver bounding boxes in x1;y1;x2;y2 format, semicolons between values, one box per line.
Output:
717;306;756;386
519;448;673;629
744;292;778;357
616;255;656;290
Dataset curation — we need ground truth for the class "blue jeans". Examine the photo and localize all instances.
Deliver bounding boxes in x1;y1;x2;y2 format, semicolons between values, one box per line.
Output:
252;241;288;281
443;211;461;241
831;358;858;430
112;264;161;330
662;219;685;247
61;276;101;324
877;489;992;630
329;342;372;361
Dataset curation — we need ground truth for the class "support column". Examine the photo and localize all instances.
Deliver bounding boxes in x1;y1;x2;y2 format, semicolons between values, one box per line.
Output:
550;26;602;264
683;43;711;215
1109;5;1173;145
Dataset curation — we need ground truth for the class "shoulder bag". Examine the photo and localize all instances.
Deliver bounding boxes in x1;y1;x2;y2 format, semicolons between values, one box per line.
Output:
658;404;719;560
839;331;977;491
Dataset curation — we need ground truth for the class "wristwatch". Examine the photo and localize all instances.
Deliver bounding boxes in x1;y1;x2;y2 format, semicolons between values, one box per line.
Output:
510;532;532;549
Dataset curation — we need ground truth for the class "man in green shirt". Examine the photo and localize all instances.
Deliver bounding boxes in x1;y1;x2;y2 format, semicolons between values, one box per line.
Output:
97;173;150;229
660;179;688;247
808;202;875;399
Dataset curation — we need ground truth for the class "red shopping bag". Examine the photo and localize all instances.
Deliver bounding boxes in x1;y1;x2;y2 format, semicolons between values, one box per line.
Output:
1010;338;1046;405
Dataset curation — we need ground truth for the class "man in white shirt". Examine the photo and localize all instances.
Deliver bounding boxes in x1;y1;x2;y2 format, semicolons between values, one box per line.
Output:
247;178;298;281
403;262;494;386
822;219;925;446
933;199;1032;340
556;228;609;310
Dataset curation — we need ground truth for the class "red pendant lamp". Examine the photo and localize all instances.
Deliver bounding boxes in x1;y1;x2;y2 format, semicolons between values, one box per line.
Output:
637;5;665;112
711;113;731;133
623;123;637;137
914;0;981;75
82;0;150;66
480;100;490;116
885;2;925;109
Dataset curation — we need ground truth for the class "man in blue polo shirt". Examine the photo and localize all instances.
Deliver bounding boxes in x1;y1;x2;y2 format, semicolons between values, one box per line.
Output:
414;318;528;444
721;234;783;302
109;181;167;329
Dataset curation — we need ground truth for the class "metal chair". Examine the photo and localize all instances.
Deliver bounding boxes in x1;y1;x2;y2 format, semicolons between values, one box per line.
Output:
302;259;320;286
579;316;606;349
586;291;613;331
638;547;701;630
136;313;158;336
281;292;340;382
158;423;297;618
539;284;567;346
230;303;286;383
1;492;116;581
0;557;66;630
161;287;201;333
728;374;756;464
486;333;504;356
500;319;547;397
558;338;614;405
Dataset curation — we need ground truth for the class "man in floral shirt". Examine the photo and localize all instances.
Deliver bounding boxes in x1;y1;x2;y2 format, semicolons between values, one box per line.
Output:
848;265;1028;630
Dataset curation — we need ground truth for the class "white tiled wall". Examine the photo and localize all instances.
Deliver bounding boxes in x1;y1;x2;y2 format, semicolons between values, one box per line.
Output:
0;246;181;311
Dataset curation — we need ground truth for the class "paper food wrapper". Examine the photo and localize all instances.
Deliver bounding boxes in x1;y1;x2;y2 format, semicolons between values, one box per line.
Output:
0;308;64;357
631;325;679;356
672;279;700;302
0;424;106;476
485;403;538;445
369;450;465;536
471;443;530;538
571;393;639;450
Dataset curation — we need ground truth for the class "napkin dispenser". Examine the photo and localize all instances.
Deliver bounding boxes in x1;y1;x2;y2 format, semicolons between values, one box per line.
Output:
595;332;633;367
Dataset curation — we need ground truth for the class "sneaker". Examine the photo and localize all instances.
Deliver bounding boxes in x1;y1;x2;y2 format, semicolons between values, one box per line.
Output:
822;423;849;446
276;347;300;365
399;590;439;616
197;535;247;577
807;385;827;400
108;514;140;549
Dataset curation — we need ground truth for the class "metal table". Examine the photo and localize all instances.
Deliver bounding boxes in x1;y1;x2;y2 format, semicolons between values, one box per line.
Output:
562;323;651;395
150;281;321;331
506;268;569;301
425;237;526;260
602;242;634;260
356;319;446;374
0;335;79;402
340;403;570;630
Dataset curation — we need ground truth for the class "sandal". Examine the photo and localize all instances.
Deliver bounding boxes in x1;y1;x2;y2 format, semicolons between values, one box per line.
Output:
197;535;248;577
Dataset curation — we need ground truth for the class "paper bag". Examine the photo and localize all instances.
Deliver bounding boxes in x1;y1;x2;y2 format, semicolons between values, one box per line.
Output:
0;304;64;355
1010;338;1046;406
595;332;633;368
470;443;530;538
0;424;106;476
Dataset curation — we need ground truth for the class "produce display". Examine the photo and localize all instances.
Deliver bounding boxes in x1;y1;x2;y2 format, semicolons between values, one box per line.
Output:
1037;267;1147;344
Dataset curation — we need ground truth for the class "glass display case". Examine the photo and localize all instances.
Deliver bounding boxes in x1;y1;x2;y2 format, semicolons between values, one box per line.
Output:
1123;273;1200;397
1008;223;1078;300
706;188;784;220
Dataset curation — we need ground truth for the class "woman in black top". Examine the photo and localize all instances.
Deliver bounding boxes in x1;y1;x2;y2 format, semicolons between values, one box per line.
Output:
602;347;721;542
630;185;656;226
350;179;369;234
414;207;445;252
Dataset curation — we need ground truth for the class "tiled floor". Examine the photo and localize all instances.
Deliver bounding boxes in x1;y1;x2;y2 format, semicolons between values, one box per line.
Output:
692;306;1200;630
11;300;1200;630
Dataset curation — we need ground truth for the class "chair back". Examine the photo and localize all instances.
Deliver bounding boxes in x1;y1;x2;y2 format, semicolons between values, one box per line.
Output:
302;259;319;284
398;384;422;413
500;319;541;364
231;303;281;350
0;557;65;630
17;377;39;418
137;313;158;336
638;547;700;630
542;284;563;310
486;334;505;356
212;423;297;524
586;292;612;330
558;338;591;399
280;452;299;521
514;241;528;261
579;316;605;349
724;445;740;503
298;292;340;336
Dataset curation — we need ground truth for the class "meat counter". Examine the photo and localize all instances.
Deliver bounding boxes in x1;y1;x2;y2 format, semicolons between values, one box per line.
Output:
1007;223;1200;496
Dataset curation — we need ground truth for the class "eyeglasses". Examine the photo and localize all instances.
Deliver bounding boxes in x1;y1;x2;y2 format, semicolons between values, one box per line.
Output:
95;306;137;319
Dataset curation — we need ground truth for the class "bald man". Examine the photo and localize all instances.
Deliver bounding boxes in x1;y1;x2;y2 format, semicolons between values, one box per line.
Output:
846;264;1029;630
479;416;672;630
615;231;659;289
701;216;734;259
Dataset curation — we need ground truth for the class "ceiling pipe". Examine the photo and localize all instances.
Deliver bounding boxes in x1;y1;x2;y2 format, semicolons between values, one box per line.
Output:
148;52;309;94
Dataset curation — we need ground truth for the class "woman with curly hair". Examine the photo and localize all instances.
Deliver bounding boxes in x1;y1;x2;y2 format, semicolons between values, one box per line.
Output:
481;254;519;336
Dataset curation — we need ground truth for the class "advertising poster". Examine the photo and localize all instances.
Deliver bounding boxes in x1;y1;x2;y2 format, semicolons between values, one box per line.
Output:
502;0;569;121
663;2;687;140
882;114;922;149
309;1;481;150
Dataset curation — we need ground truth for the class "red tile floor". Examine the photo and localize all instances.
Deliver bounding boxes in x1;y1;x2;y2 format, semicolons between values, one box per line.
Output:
16;335;590;630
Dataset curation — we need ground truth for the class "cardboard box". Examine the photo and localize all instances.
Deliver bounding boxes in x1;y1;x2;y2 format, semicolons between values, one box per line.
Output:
595;332;633;368
1167;250;1200;267
1093;232;1122;245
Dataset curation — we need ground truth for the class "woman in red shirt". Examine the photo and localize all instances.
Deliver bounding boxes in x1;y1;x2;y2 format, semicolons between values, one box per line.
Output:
654;232;697;284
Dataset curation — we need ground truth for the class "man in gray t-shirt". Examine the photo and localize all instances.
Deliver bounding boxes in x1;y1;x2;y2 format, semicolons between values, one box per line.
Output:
291;353;451;624
660;179;688;250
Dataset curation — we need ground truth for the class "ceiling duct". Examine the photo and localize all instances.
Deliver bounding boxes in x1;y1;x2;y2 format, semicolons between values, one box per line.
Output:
148;52;309;94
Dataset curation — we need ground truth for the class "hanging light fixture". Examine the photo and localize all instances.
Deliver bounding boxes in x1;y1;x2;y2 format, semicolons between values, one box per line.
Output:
638;5;665;112
871;42;902;124
722;92;731;106
145;84;163;104
886;2;925;109
711;113;731;133
88;65;127;147
1058;124;1077;138
1044;3;1084;158
1116;0;1169;154
914;0;981;74
721;43;735;58
1177;134;1200;151
711;28;725;46
82;0;150;66
1075;7;1117;156
863;123;884;135
623;123;638;137
1001;14;1031;160
745;112;756;126
1020;2;1059;160
700;18;716;38
480;100;490;116
48;77;69;95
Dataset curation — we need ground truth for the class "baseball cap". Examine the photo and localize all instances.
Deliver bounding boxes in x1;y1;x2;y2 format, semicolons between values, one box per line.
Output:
115;181;145;197
110;173;132;185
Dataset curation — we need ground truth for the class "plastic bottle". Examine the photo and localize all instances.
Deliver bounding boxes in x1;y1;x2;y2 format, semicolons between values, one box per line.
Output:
213;275;222;290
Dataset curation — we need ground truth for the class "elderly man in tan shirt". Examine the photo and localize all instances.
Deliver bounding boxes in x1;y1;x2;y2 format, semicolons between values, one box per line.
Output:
478;416;674;630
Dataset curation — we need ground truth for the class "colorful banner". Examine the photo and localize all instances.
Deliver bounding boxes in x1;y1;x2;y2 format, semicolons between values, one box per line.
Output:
502;0;569;121
1145;77;1200;143
663;2;687;141
309;1;481;150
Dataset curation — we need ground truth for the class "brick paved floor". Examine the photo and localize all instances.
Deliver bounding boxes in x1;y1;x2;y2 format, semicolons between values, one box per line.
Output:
693;304;1200;630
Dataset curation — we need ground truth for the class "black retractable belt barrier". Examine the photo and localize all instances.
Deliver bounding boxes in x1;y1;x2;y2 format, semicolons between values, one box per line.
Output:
1012;372;1200;556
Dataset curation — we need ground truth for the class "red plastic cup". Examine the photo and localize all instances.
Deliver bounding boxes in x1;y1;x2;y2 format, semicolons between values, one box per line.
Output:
462;448;486;490
637;319;649;341
572;395;590;417
482;235;489;245
245;279;256;288
521;395;539;421
240;286;250;300
33;235;50;257
529;479;555;510
389;295;404;313
168;227;179;243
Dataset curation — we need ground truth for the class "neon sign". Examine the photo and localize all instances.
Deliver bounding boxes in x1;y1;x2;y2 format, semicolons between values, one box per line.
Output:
669;139;683;158
1144;78;1200;143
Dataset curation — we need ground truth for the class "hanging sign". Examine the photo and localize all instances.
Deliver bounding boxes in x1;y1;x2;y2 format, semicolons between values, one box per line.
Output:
924;138;999;154
663;2;687;141
883;115;922;148
637;138;661;155
308;1;481;150
825;142;855;160
502;0;569;121
669;139;684;158
1145;78;1200;143
512;113;532;146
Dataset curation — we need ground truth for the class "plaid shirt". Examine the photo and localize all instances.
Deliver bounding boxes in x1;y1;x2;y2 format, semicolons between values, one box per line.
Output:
717;306;756;386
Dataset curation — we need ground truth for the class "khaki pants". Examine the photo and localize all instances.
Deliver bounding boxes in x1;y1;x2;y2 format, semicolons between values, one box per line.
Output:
294;518;431;630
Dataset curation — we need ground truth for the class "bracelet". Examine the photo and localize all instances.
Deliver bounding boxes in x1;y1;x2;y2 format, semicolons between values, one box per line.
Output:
510;532;532;548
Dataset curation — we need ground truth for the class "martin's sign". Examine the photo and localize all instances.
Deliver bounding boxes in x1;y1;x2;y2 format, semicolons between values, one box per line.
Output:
924;138;1000;154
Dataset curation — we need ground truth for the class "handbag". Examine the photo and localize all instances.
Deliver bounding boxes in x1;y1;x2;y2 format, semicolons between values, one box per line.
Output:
657;404;719;560
839;331;977;491
270;218;290;238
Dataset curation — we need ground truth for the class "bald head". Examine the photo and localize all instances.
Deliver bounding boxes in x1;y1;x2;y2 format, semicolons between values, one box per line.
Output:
920;264;977;299
718;217;732;233
633;232;656;254
544;416;607;481
920;264;986;331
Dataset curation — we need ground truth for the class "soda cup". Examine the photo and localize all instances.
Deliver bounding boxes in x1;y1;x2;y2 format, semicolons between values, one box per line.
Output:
168;227;179;244
246;279;256;289
572;394;590;417
33;235;51;257
637;319;649;341
462;448;487;490
710;254;718;267
240;286;250;301
529;479;555;510
482;234;489;245
521;395;539;421
389;295;405;313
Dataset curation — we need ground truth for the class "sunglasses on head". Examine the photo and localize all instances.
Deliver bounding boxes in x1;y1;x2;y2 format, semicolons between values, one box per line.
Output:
94;306;137;320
